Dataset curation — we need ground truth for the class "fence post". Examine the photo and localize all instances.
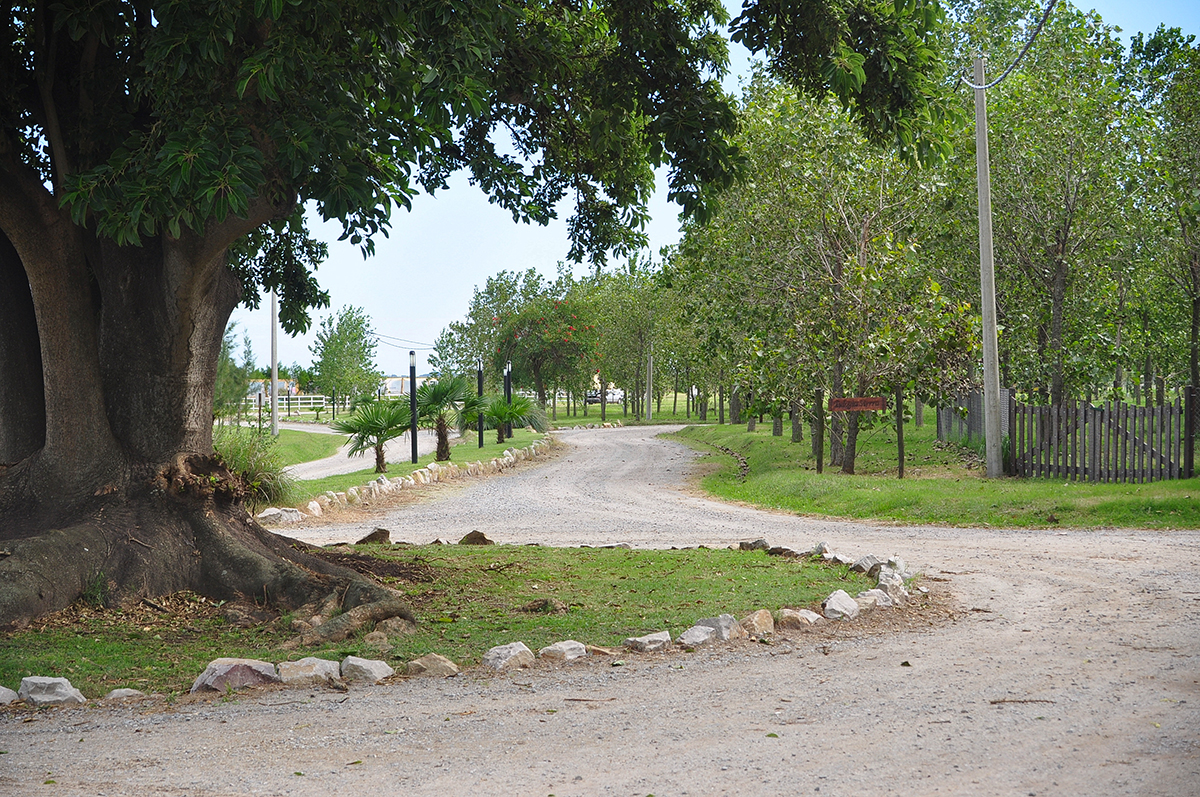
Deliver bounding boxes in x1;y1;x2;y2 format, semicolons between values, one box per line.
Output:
1186;386;1195;479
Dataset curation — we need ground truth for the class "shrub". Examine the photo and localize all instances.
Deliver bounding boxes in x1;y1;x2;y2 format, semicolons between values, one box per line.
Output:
213;425;298;510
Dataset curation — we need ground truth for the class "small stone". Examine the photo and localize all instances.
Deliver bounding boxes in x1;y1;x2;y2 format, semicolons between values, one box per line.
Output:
363;630;390;651
856;588;895;608
18;677;87;706
739;539;770;551
0;685;19;704
406;653;460;677
103;688;146;700
276;657;342;686
624;630;672;653
189;659;279;694
376;616;417;636
601;542;632;549
538;641;589;662
695;614;748;641
340;656;395;682
876;569;910;605
851;555;883;574
482;642;535;671
767;546;800;558
255;507;283;523
741;609;774;637
306;500;323;517
822;590;860;620
809;541;829;556
278;507;305;523
675;625;718;648
519;597;568;614
357;527;391;545
459;530;494;545
777;608;824;629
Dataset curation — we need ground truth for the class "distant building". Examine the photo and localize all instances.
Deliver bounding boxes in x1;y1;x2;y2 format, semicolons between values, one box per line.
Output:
381;374;434;396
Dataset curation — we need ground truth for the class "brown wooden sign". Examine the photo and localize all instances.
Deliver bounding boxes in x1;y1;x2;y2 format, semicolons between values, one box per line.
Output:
828;396;887;412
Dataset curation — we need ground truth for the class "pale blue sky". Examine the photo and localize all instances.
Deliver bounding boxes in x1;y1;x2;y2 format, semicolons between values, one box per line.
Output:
230;0;1200;378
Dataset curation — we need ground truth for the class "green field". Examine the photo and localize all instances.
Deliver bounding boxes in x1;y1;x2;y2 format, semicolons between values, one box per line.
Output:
671;421;1200;529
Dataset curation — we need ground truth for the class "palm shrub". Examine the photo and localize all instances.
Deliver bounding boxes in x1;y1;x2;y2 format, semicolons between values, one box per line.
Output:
417;376;476;461
212;425;296;510
331;398;412;473
483;395;548;444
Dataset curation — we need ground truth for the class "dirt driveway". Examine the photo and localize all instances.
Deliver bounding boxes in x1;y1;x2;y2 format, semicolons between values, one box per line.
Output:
2;425;1198;796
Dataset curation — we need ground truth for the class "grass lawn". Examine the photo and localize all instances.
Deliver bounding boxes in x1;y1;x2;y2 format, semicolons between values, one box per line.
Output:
294;429;548;500
672;421;1200;529
274;428;343;466
0;545;871;697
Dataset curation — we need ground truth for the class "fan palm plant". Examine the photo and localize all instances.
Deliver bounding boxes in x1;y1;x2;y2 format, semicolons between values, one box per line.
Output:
483;395;548;444
331;399;411;473
417;376;477;461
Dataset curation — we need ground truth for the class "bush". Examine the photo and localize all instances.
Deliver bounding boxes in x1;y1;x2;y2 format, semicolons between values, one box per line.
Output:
213;425;298;510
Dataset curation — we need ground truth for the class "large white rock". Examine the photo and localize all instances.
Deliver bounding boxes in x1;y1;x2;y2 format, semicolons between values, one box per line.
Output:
0;685;19;704
255;507;283;523
104;688;147;700
538;640;589;662
190;659;279;694
856;588;895;609
876;569;910;605
340;656;395;682
741;609;775;637
851;554;883;574
346;486;362;504
624;630;672;653
306;500;323;517
822;590;860;620
777;608;824;629
406;653;461;677
482;642;535;671
675;625;718;648
19;677;86;706
277;657;341;686
695;614;749;641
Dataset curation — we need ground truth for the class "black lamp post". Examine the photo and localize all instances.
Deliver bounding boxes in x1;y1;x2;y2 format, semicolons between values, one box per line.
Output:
504;360;512;440
477;357;484;448
409;351;418;464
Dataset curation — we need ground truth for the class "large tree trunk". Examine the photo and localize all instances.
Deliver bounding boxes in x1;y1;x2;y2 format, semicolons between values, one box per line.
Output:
0;182;411;637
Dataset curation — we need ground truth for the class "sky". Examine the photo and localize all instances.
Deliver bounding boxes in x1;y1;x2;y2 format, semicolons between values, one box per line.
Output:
229;0;1200;378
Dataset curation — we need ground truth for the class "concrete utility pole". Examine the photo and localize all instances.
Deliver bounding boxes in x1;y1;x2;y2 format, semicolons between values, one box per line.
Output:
270;291;279;437
974;54;1004;478
644;344;653;422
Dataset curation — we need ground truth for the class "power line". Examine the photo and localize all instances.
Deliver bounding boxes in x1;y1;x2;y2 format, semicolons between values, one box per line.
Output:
959;0;1058;90
374;332;435;346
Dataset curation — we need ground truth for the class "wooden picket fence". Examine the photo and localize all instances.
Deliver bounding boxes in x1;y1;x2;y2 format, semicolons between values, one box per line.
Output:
1008;389;1197;482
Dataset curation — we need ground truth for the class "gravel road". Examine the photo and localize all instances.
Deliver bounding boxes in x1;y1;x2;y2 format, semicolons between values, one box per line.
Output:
2;425;1198;796
278;422;446;481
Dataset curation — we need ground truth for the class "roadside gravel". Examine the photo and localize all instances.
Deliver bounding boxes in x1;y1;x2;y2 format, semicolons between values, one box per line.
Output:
2;425;1197;796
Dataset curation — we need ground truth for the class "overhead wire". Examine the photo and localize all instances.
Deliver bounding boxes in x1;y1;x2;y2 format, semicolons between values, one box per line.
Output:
957;0;1058;90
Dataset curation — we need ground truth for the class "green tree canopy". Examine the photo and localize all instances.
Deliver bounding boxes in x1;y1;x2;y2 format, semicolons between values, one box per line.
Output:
310;305;382;401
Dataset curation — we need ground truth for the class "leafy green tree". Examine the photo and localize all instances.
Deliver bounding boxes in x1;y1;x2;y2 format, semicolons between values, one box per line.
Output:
310;306;382;403
0;0;953;630
495;281;599;407
331;399;412;474
214;323;251;423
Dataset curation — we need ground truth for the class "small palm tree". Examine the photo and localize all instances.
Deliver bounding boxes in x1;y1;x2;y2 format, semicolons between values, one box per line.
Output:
483;395;548;444
331;399;411;473
417;376;475;461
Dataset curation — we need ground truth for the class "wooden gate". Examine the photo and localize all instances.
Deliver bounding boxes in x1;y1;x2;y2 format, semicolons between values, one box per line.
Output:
1009;390;1196;482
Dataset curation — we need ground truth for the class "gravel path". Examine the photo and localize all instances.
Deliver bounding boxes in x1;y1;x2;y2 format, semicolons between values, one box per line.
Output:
2;425;1198;796
279;422;447;481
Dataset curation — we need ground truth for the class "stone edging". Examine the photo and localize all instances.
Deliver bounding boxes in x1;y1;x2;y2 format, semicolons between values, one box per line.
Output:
254;436;556;526
0;537;921;708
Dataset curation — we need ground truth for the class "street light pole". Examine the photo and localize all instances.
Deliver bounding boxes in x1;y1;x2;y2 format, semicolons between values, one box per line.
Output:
974;54;1004;478
477;357;484;448
409;351;418;464
504;360;512;440
270;291;279;437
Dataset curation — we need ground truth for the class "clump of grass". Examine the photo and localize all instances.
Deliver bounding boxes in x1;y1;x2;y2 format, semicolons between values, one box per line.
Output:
213;425;297;510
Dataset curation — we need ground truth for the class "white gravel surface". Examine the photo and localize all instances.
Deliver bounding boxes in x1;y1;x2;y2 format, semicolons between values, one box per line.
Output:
2;425;1198;796
279;422;447;480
